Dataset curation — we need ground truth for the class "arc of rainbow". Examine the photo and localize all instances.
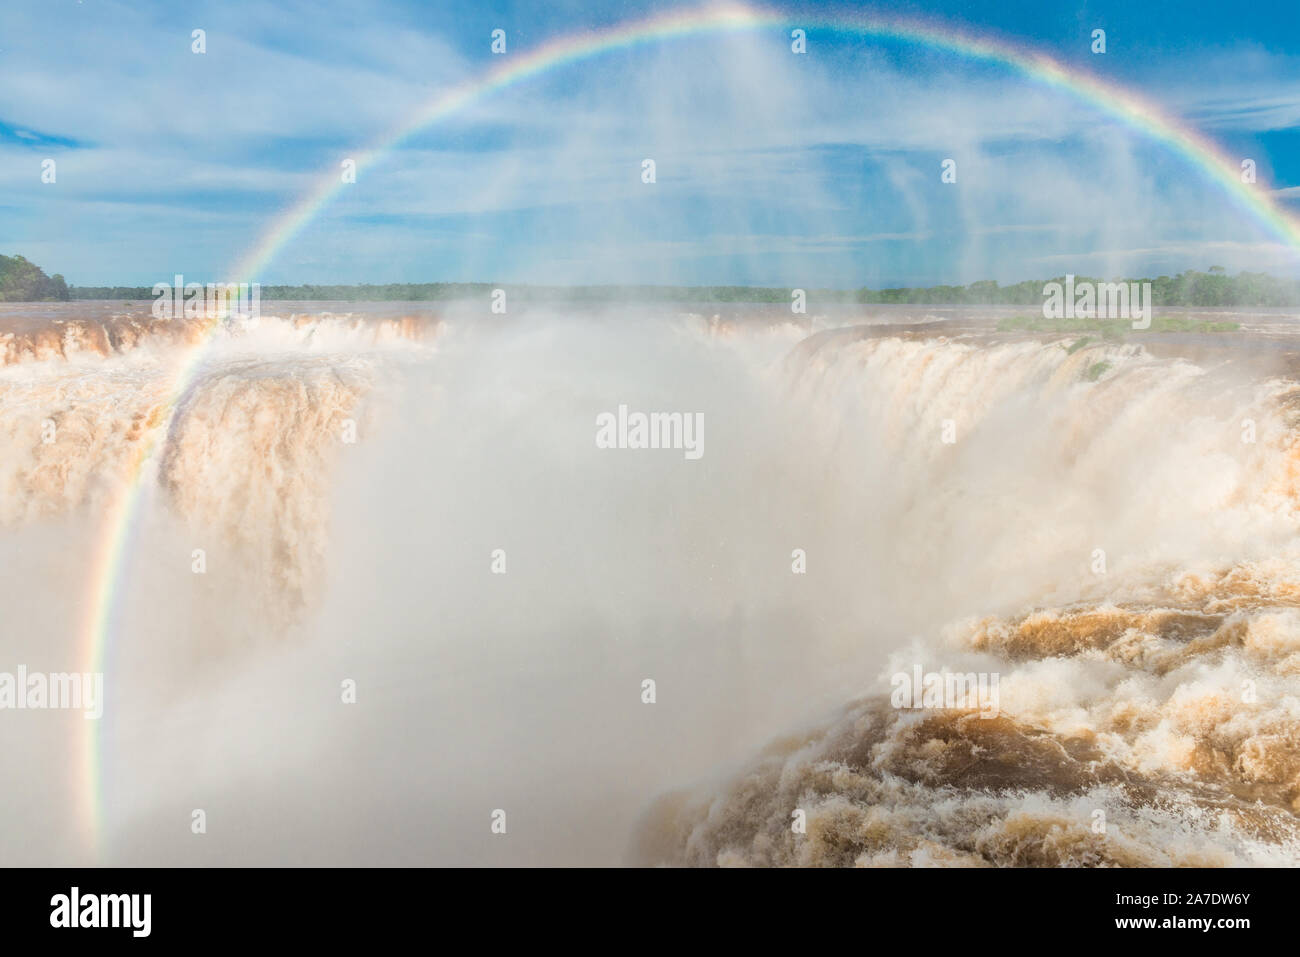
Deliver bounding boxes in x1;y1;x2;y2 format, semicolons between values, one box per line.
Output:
78;1;1300;858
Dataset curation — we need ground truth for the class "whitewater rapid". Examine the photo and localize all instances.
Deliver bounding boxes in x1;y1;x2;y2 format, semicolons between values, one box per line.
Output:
0;302;1297;866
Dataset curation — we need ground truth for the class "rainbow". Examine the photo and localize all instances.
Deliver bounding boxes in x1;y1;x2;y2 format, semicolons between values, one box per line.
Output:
79;2;1300;858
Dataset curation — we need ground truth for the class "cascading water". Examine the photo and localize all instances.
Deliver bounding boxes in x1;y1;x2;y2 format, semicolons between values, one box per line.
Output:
1;301;1297;866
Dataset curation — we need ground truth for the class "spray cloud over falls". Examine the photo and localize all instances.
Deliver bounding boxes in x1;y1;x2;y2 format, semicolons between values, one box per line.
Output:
1;303;1299;865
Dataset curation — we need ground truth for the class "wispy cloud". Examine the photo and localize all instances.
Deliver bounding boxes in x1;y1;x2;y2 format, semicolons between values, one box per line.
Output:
1;0;1297;285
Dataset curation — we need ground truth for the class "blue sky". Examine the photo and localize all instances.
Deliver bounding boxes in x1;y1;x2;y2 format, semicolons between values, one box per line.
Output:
2;0;1299;287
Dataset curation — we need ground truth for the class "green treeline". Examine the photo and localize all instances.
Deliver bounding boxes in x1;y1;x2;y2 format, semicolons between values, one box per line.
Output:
67;282;832;303
47;268;1300;307
0;255;69;301
857;270;1300;307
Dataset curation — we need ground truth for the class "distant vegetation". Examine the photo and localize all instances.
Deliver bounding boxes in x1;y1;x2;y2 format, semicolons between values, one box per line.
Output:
1084;361;1113;382
859;269;1300;307
0;255;69;301
997;314;1241;336
67;282;840;304
44;267;1300;307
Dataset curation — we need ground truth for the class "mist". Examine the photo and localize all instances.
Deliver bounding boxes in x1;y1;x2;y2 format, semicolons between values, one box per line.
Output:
1;300;1298;866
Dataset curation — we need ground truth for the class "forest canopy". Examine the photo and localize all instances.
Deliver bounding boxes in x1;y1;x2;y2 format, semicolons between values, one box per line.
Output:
0;254;70;301
42;267;1300;307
